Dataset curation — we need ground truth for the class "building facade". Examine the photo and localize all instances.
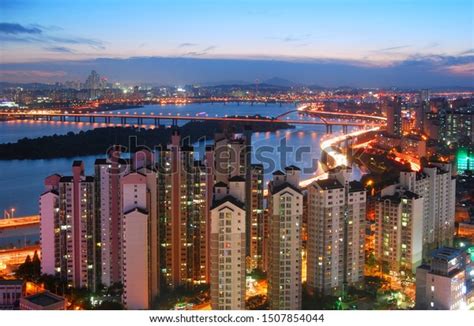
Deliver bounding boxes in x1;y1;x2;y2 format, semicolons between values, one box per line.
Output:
267;167;303;310
416;247;471;310
40;161;95;289
307;168;366;296
210;178;247;310
375;185;424;274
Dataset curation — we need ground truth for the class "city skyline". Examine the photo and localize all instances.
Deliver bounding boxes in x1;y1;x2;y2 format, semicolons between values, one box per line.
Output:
0;0;473;86
0;0;473;317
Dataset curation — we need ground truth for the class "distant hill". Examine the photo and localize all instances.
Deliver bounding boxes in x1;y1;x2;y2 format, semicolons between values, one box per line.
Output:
262;77;302;87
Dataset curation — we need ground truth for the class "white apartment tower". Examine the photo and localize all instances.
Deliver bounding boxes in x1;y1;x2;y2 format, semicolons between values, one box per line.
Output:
399;162;456;257
121;171;149;309
210;176;247;310
375;184;424;274
307;168;366;295
39;174;61;276
267;166;303;310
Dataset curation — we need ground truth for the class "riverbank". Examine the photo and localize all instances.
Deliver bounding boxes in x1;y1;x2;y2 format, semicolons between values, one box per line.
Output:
0;116;293;160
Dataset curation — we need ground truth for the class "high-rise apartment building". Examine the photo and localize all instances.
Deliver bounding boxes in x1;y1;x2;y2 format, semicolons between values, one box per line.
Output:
210;178;247;310
267;166;303;310
120;153;160;310
94;147;126;287
40;161;95;289
158;131;209;288
375;185;424;274
249;164;264;271
40;174;61;276
400;162;456;257
307;168;366;295
212;132;263;271
384;96;403;137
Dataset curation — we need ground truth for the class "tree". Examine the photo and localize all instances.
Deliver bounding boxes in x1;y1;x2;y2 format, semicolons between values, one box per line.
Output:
15;252;41;281
96;301;125;310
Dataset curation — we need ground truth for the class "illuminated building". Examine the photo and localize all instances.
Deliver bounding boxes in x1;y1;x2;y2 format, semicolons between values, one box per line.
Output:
210;178;246;310
307;168;366;295
212;131;263;271
416;247;471;310
400;162;456;257
40;161;95;289
0;279;24;309
267;167;303;310
249;164;264;271
94;147;127;287
440;106;473;145
39;174;61;277
120;165;158;310
457;147;473;174
158;131;210;288
375;185;424;274
384;96;402;137
400;135;426;158
19;291;66;310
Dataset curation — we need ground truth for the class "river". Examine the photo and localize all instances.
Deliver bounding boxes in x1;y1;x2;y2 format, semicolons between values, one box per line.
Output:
0;103;357;216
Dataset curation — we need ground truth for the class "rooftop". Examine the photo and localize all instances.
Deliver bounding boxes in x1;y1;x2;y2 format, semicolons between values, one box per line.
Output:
314;178;344;190
22;291;65;307
270;181;302;195
229;175;245;182
431;247;463;261
0;279;24;286
348;180;365;193
211;195;245;210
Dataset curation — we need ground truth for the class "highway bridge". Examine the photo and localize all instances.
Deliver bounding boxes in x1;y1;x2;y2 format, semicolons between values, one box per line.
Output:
0;215;40;230
0;108;386;134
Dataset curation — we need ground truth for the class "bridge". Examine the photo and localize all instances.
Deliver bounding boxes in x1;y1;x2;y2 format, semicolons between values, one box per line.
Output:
274;108;387;121
0;109;385;134
0;215;40;230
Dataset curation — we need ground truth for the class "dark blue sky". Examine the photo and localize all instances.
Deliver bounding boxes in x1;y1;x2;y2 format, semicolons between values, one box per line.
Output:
0;0;473;86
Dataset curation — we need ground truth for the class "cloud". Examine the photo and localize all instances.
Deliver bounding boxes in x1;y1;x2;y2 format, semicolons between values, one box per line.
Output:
178;42;198;48
202;46;216;52
0;54;472;87
441;63;474;76
373;45;410;53
43;46;75;53
459;48;474;56
0;70;67;80
47;35;105;49
0;21;105;50
183;45;216;56
268;34;311;43
0;22;42;34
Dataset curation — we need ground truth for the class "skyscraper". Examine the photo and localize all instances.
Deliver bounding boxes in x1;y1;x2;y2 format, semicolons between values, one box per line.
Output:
307;168;366;295
267;166;303;310
212;131;263;271
249;164;264;271
210;178;247;310
375;185;424;274
158;131;209;288
384;96;403;137
400;162;456;257
39;174;61;276
94;147;126;287
120;152;160;310
40;161;95;289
